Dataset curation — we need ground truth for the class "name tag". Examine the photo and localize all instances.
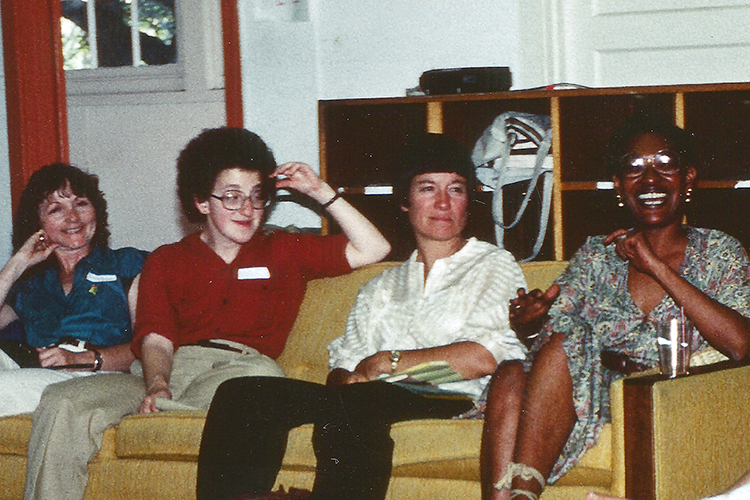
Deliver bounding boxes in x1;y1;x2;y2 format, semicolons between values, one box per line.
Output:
86;272;117;283
237;267;270;280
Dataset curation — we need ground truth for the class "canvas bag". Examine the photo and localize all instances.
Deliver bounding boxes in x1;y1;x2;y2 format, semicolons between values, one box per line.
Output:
472;112;553;261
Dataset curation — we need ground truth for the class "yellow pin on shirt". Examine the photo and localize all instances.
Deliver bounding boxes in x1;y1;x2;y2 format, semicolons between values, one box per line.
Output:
88;285;98;296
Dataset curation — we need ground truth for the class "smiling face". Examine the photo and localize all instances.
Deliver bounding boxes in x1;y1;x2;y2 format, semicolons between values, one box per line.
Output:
196;168;265;255
402;172;469;246
37;183;97;253
613;132;696;229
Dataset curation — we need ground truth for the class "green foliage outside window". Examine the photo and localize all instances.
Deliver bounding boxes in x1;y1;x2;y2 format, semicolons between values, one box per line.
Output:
61;0;176;70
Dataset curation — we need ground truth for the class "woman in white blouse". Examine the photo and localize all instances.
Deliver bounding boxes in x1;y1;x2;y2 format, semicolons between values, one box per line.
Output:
196;133;528;500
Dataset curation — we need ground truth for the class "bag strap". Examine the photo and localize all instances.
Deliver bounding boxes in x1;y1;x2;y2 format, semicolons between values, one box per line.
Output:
475;112;553;261
492;123;552;230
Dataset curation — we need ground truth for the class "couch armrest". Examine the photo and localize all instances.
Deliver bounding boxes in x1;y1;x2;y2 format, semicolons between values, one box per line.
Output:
622;361;750;500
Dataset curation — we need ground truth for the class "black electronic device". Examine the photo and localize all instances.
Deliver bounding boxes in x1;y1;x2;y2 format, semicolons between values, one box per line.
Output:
419;67;512;95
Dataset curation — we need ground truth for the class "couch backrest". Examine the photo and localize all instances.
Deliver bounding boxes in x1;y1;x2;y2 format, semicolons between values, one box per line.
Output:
276;260;569;384
519;260;569;291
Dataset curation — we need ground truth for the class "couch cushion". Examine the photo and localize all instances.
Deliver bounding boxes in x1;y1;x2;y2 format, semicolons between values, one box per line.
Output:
281;417;612;482
0;413;32;456
520;261;569;292
114;411;207;460
276;263;397;384
281;419;486;469
113;408;611;471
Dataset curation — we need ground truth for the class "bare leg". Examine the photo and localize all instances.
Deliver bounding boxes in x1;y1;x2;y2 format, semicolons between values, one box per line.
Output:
481;360;526;500
511;334;577;496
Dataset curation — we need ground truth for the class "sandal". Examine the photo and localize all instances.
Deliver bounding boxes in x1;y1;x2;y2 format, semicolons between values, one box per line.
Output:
495;462;546;500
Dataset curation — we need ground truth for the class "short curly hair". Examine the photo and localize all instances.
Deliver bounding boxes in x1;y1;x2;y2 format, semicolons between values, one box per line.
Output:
13;163;110;251
176;128;277;223
392;133;477;208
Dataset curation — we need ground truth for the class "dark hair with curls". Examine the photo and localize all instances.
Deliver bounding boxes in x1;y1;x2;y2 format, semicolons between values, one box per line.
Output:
606;115;696;177
392;133;477;208
176;127;277;223
13;163;110;252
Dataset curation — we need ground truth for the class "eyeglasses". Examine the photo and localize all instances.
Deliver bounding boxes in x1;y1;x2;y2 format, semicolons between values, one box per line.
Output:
618;150;682;178
210;191;271;210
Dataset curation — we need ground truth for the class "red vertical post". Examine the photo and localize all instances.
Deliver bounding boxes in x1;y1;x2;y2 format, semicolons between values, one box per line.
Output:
2;0;69;212
221;0;243;128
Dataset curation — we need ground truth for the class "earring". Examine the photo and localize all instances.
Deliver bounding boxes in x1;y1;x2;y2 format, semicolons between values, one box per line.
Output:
616;194;624;207
685;187;692;203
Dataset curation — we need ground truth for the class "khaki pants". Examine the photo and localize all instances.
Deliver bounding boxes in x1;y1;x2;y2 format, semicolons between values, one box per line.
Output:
24;344;285;500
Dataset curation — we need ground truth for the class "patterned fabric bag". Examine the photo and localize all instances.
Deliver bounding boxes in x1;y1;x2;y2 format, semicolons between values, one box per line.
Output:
472;112;553;261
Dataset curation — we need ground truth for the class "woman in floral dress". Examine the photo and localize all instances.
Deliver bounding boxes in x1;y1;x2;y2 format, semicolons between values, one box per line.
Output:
480;116;750;500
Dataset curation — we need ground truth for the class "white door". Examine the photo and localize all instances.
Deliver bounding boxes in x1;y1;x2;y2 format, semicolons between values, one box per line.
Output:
518;0;750;88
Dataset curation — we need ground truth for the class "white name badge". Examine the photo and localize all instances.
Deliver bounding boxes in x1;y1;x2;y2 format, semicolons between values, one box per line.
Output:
237;267;271;280
86;272;117;283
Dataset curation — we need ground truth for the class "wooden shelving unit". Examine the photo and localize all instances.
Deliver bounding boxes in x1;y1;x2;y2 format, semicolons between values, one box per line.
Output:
319;82;750;261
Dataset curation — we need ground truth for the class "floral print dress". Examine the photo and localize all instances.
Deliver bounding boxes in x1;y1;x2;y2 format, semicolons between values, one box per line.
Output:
533;227;750;483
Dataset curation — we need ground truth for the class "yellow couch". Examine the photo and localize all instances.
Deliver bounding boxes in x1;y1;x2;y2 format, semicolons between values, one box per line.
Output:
1;261;748;500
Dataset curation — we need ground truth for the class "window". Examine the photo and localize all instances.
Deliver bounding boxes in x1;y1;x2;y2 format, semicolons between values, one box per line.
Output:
61;0;223;97
61;0;176;70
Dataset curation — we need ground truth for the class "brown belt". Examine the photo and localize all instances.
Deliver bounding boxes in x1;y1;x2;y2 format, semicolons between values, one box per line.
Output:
186;339;245;353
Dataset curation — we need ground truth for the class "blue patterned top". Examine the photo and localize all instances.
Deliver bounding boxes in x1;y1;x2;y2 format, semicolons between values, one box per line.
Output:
9;246;148;348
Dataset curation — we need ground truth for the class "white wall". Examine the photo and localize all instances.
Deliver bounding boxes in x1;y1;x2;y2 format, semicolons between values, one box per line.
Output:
66;0;226;252
239;0;521;229
0;17;11;264
67;95;225;251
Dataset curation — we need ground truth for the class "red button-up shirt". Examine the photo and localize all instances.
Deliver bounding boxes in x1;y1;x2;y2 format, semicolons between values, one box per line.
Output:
132;231;351;358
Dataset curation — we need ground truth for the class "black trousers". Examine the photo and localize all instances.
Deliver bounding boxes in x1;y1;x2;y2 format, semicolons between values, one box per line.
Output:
196;377;474;500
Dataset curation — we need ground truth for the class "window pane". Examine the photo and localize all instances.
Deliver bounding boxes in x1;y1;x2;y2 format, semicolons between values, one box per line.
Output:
61;0;177;70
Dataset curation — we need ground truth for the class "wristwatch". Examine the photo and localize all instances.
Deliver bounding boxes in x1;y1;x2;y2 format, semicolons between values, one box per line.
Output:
389;350;402;373
91;349;103;372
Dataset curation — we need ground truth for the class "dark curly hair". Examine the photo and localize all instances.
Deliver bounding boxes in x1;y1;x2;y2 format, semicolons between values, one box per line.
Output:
606;115;696;177
392;133;477;208
177;127;277;223
13;163;110;251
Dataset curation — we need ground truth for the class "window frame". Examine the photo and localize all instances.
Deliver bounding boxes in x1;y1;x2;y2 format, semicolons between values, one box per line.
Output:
65;0;224;97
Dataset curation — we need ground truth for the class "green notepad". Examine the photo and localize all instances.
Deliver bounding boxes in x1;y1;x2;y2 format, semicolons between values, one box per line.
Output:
383;361;473;400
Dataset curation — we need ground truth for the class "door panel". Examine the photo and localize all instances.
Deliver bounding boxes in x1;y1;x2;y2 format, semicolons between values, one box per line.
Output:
519;0;750;88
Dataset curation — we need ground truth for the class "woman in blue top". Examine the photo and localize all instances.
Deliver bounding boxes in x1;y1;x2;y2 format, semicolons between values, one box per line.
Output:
0;163;147;417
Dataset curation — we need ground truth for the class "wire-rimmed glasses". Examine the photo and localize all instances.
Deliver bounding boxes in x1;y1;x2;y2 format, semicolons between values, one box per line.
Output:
618;150;682;179
210;190;271;210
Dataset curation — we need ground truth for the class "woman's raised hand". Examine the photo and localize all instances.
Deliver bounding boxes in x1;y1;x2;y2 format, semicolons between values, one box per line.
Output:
2;230;59;285
509;285;560;346
272;162;334;204
605;229;663;276
15;230;59;269
272;161;390;269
